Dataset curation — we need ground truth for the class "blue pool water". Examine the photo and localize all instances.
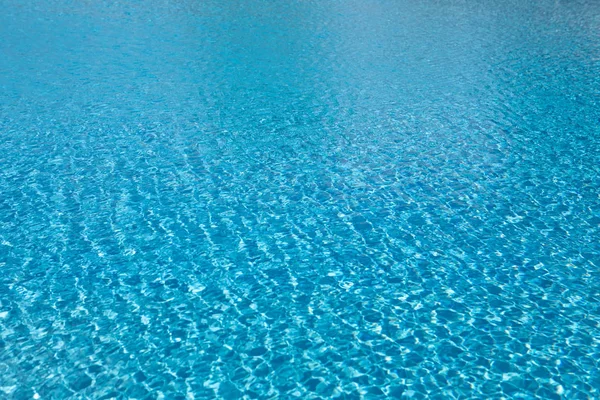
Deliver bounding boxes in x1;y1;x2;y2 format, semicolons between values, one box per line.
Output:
1;0;600;398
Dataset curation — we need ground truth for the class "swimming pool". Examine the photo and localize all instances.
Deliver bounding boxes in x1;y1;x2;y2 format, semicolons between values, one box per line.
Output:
1;0;599;398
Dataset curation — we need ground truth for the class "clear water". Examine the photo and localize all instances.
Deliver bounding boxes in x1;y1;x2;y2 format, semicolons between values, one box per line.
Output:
1;0;599;398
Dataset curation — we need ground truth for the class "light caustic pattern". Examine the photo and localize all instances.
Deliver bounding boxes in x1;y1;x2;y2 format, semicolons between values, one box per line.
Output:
0;0;599;398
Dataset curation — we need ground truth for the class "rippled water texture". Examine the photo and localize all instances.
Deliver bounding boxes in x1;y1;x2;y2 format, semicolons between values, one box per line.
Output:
1;0;600;398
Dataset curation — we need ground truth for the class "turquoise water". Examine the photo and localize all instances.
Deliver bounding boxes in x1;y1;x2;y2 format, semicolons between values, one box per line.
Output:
1;0;600;398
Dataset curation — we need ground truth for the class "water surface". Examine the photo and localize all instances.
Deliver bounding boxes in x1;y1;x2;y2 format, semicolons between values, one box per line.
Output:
1;0;599;398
